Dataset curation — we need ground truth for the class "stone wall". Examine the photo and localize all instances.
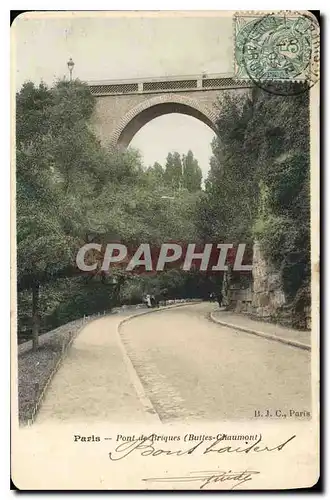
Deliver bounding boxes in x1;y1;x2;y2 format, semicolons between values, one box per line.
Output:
226;241;286;321
251;241;286;320
226;242;311;329
227;285;253;314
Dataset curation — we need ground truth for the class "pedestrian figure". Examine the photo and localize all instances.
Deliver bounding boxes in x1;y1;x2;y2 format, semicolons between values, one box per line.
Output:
216;291;223;308
145;294;152;308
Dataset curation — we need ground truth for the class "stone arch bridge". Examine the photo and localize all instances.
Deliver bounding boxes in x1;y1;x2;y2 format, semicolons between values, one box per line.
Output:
88;74;252;148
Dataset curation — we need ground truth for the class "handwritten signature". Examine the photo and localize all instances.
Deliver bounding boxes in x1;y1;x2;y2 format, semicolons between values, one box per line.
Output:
108;434;296;461
143;469;260;490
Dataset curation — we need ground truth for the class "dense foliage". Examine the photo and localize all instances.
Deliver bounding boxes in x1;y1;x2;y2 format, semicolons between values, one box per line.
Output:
147;150;202;192
16;80;205;347
17;79;311;347
201;87;310;325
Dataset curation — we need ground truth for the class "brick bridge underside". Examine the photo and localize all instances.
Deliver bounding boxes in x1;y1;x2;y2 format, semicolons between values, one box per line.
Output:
88;74;252;149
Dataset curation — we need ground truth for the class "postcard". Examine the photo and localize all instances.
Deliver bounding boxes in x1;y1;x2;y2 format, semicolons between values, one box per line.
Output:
11;10;320;490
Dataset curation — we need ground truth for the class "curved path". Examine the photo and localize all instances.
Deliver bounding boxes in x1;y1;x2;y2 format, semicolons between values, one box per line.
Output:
37;303;311;424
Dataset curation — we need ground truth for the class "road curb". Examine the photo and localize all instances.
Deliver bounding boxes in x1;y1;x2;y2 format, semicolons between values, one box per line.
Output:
117;323;161;425
209;312;311;352
118;300;203;327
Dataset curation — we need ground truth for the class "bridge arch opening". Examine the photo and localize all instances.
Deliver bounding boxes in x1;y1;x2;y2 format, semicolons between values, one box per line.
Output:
109;94;218;149
118;103;217;148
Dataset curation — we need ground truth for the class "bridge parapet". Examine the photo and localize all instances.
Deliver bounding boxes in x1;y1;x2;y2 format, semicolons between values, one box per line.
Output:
88;73;252;96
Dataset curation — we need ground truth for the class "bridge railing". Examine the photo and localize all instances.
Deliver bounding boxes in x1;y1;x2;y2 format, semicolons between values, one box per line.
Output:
87;73;252;96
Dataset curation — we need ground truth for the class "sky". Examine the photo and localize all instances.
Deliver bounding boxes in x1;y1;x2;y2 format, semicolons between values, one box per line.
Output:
13;12;234;178
130;114;215;173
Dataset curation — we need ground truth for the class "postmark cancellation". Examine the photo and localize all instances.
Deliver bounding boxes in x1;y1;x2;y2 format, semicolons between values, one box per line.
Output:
234;11;320;88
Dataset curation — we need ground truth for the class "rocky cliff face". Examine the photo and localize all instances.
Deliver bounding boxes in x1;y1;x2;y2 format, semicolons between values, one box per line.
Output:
251;241;286;319
226;242;310;329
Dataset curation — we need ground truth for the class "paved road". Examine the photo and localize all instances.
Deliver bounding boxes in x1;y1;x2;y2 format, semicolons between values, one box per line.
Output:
37;313;151;424
37;303;311;423
120;303;311;422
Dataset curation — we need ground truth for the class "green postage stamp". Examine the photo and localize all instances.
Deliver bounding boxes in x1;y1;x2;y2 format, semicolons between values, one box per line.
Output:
234;11;320;87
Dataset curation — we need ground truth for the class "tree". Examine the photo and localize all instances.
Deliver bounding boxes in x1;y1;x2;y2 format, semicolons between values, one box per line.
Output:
18;79;221;345
199;92;259;245
146;161;165;186
182;150;203;192
16;79;120;349
16;81;88;349
199;86;310;326
164;152;183;189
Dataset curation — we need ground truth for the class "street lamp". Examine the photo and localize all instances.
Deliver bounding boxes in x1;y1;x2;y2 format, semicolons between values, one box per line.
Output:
67;58;75;81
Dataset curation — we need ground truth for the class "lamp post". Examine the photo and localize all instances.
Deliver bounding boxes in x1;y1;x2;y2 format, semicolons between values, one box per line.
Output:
67;58;75;82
